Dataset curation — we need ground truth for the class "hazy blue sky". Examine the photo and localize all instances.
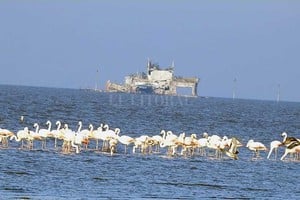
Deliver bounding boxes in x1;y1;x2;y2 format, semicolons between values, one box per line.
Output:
1;1;299;102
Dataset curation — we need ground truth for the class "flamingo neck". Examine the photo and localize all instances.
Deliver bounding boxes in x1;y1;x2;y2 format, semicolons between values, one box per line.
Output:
48;122;52;131
57;122;61;130
163;131;166;140
78;123;82;132
35;124;39;133
89;125;94;132
283;134;287;143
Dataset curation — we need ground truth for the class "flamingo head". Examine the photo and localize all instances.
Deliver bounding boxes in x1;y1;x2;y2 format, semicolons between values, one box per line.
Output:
64;124;69;129
115;128;121;135
103;124;109;130
281;132;287;137
167;131;173;135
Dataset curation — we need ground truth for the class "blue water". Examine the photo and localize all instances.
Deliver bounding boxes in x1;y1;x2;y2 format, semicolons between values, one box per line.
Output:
0;85;300;199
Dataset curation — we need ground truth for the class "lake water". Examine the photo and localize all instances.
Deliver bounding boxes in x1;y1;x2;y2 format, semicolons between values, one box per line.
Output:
0;85;300;199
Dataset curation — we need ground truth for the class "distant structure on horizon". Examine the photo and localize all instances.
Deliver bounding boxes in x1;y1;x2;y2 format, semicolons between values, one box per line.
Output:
106;60;199;97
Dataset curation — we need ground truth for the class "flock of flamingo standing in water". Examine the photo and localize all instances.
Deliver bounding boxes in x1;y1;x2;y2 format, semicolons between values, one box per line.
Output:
0;117;300;161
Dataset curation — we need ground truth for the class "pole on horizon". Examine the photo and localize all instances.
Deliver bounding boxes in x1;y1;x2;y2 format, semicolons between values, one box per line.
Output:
233;78;237;100
95;68;100;91
277;84;281;103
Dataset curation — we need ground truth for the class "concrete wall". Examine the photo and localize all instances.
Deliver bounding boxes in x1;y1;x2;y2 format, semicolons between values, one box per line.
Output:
149;70;173;81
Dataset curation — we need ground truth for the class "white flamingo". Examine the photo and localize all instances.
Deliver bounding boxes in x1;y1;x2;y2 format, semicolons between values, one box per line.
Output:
246;139;267;158
28;123;45;149
181;133;198;156
91;124;107;150
160;130;178;156
37;121;52;149
10;127;30;148
50;121;64;148
133;135;149;154
76;121;90;149
0;128;15;137
0;128;15;147
100;124;112;151
206;135;223;158
101;124;120;151
267;140;282;160
151;134;163;152
117;135;135;154
197;133;208;156
104;124;121;140
86;124;100;149
77;121;92;136
62;124;79;154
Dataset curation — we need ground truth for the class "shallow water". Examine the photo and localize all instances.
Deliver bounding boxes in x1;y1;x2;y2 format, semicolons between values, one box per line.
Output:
0;85;300;199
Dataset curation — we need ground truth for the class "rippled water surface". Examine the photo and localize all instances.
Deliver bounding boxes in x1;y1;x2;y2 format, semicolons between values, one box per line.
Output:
1;85;300;199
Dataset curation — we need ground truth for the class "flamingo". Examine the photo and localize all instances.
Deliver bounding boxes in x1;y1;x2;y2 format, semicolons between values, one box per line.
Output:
206;134;222;158
86;124;100;149
0;128;15;147
281;144;300;161
160;130;178;156
50;121;64;148
280;132;300;160
104;124;120;140
224;137;241;160
100;124;112;151
181;133;198;156
10;127;30;148
61;124;79;154
89;123;110;151
91;124;107;150
197;134;208;156
29;123;45;149
101;124;120;151
267;140;282;160
0;128;15;137
133;135;149;154
246;139;267;158
37;121;52;149
109;138;118;156
76;121;91;149
151;134;163;152
117;135;135;154
77;121;92;136
281;132;300;145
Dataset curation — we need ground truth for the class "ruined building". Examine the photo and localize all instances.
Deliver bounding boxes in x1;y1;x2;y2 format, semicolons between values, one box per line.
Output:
106;60;199;96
